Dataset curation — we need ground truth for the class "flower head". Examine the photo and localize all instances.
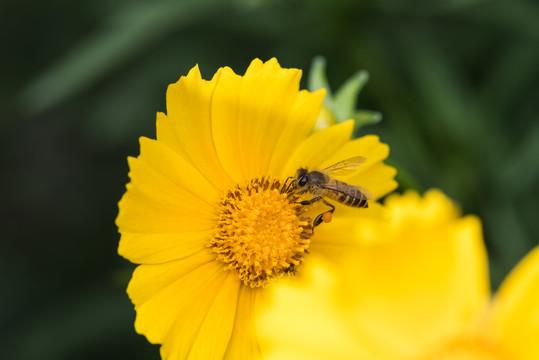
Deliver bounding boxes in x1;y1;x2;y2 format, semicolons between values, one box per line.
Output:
258;189;539;360
116;58;396;359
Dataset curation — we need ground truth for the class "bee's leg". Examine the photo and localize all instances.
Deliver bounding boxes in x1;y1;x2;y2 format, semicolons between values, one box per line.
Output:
311;199;336;232
283;263;295;274
321;199;335;212
321;200;335;223
281;177;294;193
298;196;322;206
296;196;323;233
313;213;325;228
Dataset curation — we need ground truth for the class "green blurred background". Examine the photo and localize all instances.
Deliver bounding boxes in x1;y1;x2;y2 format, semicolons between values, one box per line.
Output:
2;0;538;358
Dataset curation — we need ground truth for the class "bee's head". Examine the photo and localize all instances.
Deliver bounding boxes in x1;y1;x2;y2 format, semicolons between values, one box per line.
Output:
294;168;309;193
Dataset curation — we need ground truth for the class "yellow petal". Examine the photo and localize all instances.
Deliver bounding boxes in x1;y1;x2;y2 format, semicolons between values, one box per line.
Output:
279;120;354;178
130;257;252;360
351;162;397;200
116;178;215;234
384;189;460;228
157;271;239;360
211;58;322;184
322;134;388;169
258;257;379;360
267;88;326;176
116;194;215;234
328;135;397;199
310;202;385;260
131;259;225;345
182;272;241;360
155;111;184;158
127;250;217;309
137;137;220;207
162;65;234;191
223;286;262;360
121;154;216;216
118;230;212;264
117;137;221;259
489;245;539;360
117;140;219;234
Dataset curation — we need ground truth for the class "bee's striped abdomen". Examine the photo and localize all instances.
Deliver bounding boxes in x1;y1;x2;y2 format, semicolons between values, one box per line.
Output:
327;180;369;208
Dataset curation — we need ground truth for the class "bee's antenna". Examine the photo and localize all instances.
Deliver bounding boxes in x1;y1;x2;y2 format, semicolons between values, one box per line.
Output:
285;179;296;193
281;176;294;193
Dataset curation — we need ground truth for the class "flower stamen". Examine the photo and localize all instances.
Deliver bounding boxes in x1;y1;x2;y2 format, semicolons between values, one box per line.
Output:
208;177;312;288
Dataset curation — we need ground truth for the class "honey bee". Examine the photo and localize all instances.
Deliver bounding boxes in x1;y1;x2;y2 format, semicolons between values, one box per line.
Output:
283;156;373;229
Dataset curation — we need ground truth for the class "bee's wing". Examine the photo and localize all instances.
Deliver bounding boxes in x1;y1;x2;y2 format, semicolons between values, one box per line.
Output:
356;185;374;200
323;156;367;176
319;183;374;200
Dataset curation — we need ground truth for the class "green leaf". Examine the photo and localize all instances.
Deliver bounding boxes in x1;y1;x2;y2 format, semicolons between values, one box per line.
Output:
308;57;379;132
353;109;382;129
334;70;369;120
307;56;332;98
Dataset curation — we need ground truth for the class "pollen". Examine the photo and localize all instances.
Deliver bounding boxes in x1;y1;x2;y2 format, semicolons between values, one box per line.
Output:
208;177;312;288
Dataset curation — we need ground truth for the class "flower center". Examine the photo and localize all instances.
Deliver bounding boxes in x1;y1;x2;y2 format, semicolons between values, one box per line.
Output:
418;337;512;360
208;177;312;288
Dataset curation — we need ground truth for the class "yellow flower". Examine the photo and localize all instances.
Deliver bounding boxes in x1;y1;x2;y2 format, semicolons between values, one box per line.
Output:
116;58;397;360
258;189;539;360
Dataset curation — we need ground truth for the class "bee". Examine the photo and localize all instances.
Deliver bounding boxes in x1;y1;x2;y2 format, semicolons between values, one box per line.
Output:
283;156;373;230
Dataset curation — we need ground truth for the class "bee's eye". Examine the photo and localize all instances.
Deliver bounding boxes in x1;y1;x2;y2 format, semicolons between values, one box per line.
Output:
298;175;308;187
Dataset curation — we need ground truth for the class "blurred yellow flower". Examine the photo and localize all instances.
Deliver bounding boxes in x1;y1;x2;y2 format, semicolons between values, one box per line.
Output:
116;58;397;360
258;190;539;360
